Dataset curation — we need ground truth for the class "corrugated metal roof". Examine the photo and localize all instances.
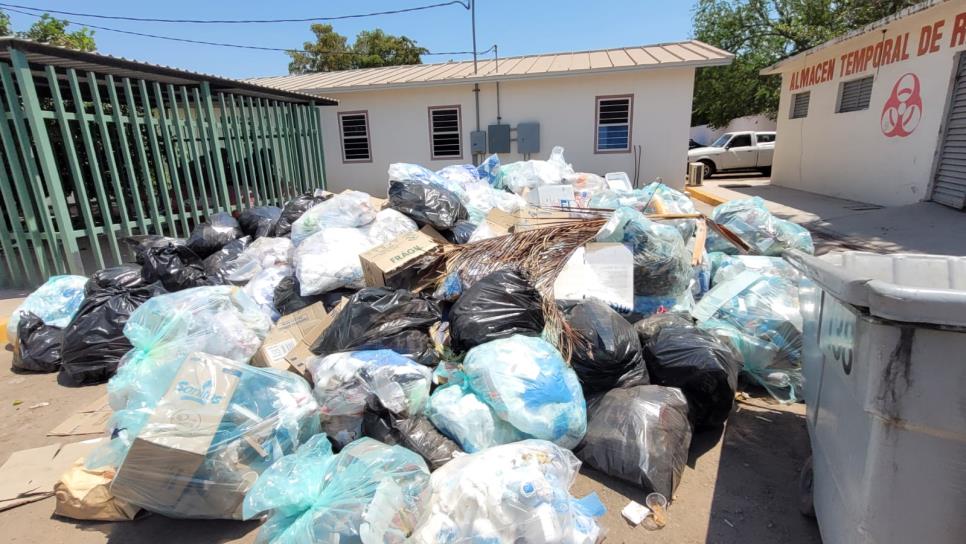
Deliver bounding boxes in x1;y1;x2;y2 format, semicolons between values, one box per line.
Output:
248;40;733;94
0;38;338;105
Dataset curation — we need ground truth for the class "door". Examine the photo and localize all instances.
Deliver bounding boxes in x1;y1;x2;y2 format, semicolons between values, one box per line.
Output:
755;133;775;167
719;133;757;170
932;53;966;208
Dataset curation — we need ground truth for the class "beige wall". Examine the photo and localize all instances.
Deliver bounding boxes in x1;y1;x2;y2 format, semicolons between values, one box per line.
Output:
771;1;966;206
319;68;696;196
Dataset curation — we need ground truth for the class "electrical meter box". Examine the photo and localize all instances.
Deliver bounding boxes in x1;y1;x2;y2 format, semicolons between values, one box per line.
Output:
517;122;540;154
470;130;487;154
487;124;510;153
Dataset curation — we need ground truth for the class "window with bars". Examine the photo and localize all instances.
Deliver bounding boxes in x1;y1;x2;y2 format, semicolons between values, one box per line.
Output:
837;76;874;113
790;91;810;119
338;111;371;162
595;95;633;153
429;106;462;159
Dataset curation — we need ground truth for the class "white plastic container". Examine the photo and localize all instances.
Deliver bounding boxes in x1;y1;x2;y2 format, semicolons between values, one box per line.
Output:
785;250;966;544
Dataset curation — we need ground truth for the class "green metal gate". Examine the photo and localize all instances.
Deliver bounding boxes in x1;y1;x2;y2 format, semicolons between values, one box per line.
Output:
0;41;332;288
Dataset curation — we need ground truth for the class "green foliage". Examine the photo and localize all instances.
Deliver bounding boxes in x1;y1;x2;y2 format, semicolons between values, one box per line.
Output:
288;24;427;74
692;0;920;127
18;14;96;52
0;11;11;36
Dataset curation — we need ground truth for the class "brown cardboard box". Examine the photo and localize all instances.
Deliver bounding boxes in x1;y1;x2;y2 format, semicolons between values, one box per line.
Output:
110;353;243;518
284;298;348;376
359;230;441;288
252;303;328;372
513;206;577;232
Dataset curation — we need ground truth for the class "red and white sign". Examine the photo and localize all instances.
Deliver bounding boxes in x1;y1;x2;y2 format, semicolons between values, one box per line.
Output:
881;73;923;138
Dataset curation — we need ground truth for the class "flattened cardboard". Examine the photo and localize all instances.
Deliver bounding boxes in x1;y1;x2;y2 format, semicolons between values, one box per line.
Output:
360;230;441;288
554;242;634;312
525;184;576;208
253;303;328;372
48;394;112;437
0;438;106;511
513;206;577;232
284;298;348;376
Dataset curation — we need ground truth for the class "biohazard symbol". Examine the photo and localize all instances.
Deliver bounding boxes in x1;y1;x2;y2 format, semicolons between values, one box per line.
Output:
881;73;922;138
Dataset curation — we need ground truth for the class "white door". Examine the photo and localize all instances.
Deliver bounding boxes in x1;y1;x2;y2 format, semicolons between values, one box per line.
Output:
719;133;757;170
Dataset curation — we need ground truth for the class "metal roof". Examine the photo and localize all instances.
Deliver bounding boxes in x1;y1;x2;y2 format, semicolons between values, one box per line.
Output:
0;38;338;105
760;0;943;75
248;40;733;94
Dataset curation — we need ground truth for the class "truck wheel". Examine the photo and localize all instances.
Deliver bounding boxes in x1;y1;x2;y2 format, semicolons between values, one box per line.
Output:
700;160;716;179
799;455;816;518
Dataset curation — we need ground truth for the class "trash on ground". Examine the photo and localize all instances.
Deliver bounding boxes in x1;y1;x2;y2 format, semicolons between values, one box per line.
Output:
0;438;105;512
48;395;112;437
54;459;140;521
563;299;649;395
448;269;545;353
621;500;651;526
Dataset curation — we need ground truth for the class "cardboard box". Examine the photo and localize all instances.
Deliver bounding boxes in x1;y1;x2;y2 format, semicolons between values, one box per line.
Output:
252;303;328;372
284;298;348;375
513;206;578;232
111;353;243;518
525;184;576;208
554;242;634;312
360;230;441;288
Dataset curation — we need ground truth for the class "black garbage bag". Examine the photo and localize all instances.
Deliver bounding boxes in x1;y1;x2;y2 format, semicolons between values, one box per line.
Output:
12;312;63;373
636;313;740;427
310;288;441;366
123;235;186;265
141;244;219;291
444;220;478;244
388;179;468;230
575;385;692;497
203;236;251;281
238;206;281;239
448;269;544;353
362;409;463;471
563;299;649;395
86;264;147;295
273;275;354;316
272;190;332;237
185;213;242;258
59;282;166;386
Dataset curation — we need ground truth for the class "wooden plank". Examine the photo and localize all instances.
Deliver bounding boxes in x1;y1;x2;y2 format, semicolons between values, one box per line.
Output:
122;78;163;235
166;84;201;225
138;79;179;238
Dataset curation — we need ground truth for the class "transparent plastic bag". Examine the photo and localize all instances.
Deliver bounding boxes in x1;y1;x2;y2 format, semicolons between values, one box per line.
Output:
290;190;377;246
7;275;88;344
590;183;699;239
709;253;801;287
204;236;251;281
243;435;431;544
706;197;814;256
273;189;332;237
597;207;691;296
576;385;691;497
227;237;294;284
496;146;575;194
109;352;321;519
238;206;282;239
462;335;587;448
307;350;432;448
565;172;607;208
412;439;605;544
243;265;292;321
362;208;419;246
426;383;529;453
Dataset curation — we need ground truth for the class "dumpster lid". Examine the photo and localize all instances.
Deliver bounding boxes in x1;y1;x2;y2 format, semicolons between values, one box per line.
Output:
785;250;966;327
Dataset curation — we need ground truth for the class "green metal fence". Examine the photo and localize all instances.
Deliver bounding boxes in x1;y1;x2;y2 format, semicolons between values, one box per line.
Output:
0;46;327;288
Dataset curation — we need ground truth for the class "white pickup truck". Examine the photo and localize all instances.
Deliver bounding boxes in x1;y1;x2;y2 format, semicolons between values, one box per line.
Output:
687;131;776;179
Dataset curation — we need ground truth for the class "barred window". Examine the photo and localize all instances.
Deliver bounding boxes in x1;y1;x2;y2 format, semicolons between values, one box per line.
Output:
837;77;874;113
429;106;462;159
338;111;371;162
790;91;810;119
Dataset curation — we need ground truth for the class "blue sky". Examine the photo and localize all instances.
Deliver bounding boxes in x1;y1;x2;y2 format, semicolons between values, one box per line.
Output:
3;1;699;78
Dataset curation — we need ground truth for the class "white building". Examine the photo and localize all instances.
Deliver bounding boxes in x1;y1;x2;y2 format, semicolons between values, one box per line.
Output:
252;41;732;196
762;0;966;208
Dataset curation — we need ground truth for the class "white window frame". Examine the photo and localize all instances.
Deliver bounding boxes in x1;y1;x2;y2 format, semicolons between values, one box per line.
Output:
428;105;463;160
595;94;633;153
338;110;372;163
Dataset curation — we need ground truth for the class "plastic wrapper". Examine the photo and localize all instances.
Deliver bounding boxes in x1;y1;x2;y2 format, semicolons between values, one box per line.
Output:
590;183;699;240
243;265;292;321
123;235;186;264
597;207;691;296
706;197;814;256
185;212;242;258
496;146;575;194
463;335;587;448
476;153;500;185
388;179;468;230
693;266;805;403
562;299;649;394
709;253;801;287
448;269;545;353
272;189;331;237
412;439;605;544
310;288;441;366
273;275;352;316
12;312;63;372
565;172;607;208
203;236;251;280
7;275;88;344
290;190;376;246
426;383;528;453
636;313;740;427
362;410;463;471
307;350;432;447
575;385;692;497
140;244;219;291
243;435;431;544
109;352;321;519
86;264;147;294
238;206;282;239
59;281;166;386
225;237;293;284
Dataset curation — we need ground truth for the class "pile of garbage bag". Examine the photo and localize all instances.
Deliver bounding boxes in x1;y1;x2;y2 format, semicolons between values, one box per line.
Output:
7;274;88;345
448;269;545;352
271;189;331;237
185;212;243;258
597;207;691;298
706;197;814;256
563;299;649;395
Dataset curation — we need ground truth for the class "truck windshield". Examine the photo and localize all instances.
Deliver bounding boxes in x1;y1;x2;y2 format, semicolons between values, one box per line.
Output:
711;134;731;148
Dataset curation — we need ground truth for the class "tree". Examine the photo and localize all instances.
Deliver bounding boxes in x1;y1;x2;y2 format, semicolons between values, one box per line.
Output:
692;0;920;127
15;13;96;51
288;25;427;74
0;11;11;36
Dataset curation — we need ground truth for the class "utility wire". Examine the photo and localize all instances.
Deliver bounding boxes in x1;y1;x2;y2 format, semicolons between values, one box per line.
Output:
3;7;490;57
0;1;469;24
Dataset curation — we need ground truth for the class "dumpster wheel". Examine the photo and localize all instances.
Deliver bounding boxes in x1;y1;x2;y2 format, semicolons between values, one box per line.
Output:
799;455;816;518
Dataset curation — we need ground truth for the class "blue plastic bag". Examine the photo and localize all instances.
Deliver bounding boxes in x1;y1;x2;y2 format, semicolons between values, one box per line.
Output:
244;435;431;544
426;383;529;453
7;275;88;343
706;197;814;256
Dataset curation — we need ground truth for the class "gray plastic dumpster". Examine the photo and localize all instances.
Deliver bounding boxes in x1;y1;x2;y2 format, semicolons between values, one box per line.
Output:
785;250;966;544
